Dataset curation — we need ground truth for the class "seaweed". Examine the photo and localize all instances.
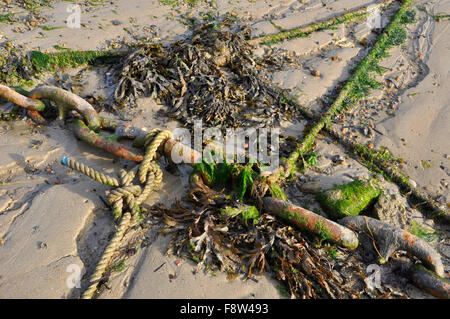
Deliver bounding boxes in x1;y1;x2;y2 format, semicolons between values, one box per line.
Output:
408;220;439;243
268;182;287;201
235;164;256;201
114;23;297;128
220;205;259;226
30;50;121;72
0;13;18;23
151;199;361;299
0;43;121;85
277;0;414;183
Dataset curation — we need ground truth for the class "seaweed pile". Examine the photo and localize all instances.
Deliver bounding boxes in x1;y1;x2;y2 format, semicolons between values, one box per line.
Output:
148;196;369;299
114;23;298;128
0;43;34;86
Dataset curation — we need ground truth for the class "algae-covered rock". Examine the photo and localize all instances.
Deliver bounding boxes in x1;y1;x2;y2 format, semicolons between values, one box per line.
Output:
317;179;381;219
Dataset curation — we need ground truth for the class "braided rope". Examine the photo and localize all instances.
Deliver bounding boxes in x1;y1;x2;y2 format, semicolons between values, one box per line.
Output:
136;166;162;204
68;128;170;299
61;157;120;187
120;165;139;186
81;212;132;299
108;185;142;203
138;129;173;184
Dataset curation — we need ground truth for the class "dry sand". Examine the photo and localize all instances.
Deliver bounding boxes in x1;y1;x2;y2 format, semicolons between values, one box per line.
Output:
0;0;449;299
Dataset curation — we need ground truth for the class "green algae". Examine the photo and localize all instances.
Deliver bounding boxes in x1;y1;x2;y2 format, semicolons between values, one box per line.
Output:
30;50;120;72
235;164;256;201
268;182;287;201
408;220;439;243
414;264;450;283
314;220;333;242
220;205;260;225
317;179;381;219
0;13;18;23
109;260;126;273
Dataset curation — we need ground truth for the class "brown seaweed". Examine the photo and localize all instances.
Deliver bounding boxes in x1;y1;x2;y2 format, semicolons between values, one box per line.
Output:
148;195;366;299
114;23;297;128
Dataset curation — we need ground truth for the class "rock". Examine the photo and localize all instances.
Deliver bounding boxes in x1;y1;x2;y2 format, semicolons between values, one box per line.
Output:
315;156;332;169
299;181;323;194
310;69;320;77
373;193;409;229
331;154;346;165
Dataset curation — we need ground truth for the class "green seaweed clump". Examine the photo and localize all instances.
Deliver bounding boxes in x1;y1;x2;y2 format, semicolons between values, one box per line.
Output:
192;159;233;187
192;150;267;201
400;9;417;24
317;179;381;219
314;221;333;242
235;164;256;201
220;205;259;226
268;182;287;201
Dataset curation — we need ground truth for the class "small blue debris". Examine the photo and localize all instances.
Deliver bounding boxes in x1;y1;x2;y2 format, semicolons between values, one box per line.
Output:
61;157;69;165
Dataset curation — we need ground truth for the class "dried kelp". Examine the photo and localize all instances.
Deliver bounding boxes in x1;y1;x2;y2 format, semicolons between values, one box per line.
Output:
148;197;367;299
114;23;297;128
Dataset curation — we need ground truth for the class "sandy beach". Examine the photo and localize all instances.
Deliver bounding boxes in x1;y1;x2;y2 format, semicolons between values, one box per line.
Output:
0;0;449;299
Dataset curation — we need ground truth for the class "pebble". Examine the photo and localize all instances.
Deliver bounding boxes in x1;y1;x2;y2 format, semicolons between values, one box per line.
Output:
331;154;346;165
315;156;332;169
299;181;322;194
310;69;320;77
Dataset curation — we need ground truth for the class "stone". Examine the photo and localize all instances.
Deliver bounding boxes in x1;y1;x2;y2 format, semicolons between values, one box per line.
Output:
332;154;346;164
299;181;323;194
373;193;409;229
